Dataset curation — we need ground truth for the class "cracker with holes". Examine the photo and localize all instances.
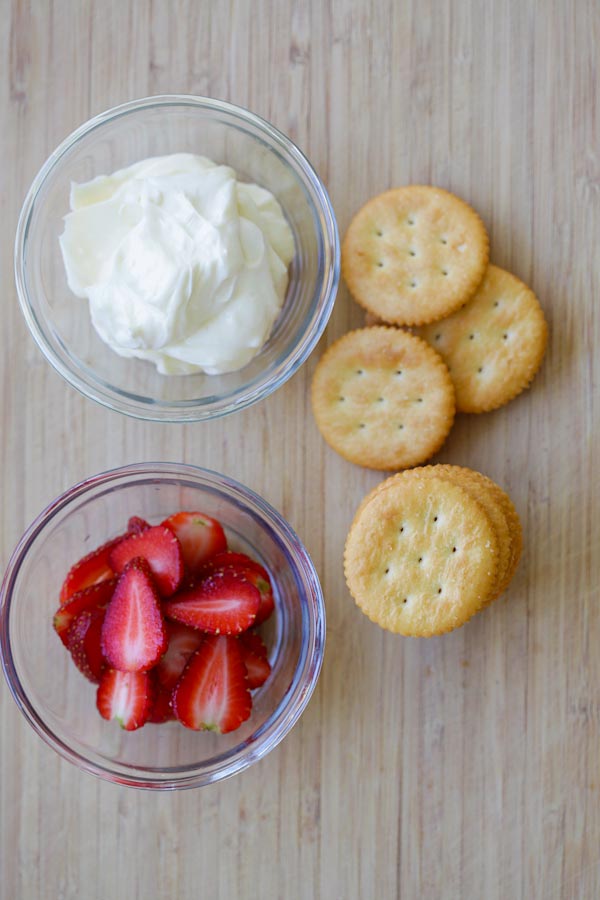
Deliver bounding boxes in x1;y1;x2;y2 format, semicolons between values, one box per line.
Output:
342;185;489;326
344;470;499;636
365;465;522;604
311;327;455;470
415;265;548;413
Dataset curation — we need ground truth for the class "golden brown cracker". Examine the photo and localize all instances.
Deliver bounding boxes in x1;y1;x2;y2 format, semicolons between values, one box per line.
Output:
342;186;489;326
311;327;455;471
415;265;548;413
344;471;499;636
359;464;522;601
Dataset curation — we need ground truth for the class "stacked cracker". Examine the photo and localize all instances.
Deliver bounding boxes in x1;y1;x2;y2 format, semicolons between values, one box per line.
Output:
344;466;522;637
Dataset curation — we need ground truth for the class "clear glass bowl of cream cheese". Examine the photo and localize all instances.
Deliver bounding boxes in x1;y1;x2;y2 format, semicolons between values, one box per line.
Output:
15;96;339;421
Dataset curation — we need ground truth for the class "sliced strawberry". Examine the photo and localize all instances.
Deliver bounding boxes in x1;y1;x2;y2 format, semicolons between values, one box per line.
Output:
161;511;227;575
101;559;167;672
204;551;269;580
239;638;271;689
149;686;176;724
163;571;260;635
53;578;117;645
172;635;252;733
127;516;150;534
200;554;275;626
109;525;184;597
96;669;155;731
59;536;124;605
155;621;204;689
66;608;106;683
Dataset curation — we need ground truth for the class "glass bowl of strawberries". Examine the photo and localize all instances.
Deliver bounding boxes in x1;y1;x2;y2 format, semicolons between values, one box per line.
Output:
0;463;325;789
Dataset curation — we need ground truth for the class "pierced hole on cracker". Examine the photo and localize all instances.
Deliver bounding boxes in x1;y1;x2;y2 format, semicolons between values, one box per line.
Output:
478;367;483;374
452;546;457;553
407;217;415;225
433;516;438;523
418;556;423;563
395;369;403;376
417;397;423;403
398;424;404;430
441;269;449;276
377;397;384;403
435;334;441;341
469;333;475;340
356;369;364;375
409;248;416;256
503;333;509;340
410;280;418;288
494;301;500;307
377;261;384;267
437;587;442;594
339;396;345;402
375;229;383;237
359;423;366;429
384;567;390;575
440;237;448;244
402;598;407;604
399;525;405;533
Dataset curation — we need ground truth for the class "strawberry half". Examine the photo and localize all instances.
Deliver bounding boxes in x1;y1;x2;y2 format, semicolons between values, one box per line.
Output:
163;571;260;635
96;669;155;731
204;551;269;580
53;578;117;646
101;559;167;672
239;637;271;689
66;608;106;683
155;621;204;689
172;635;252;733
59;536;124;605
127;516;150;534
200;553;274;626
109;525;184;597
161;511;227;576
149;686;176;724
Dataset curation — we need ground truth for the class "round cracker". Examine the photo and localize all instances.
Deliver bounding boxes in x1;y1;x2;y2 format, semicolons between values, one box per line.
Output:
344;472;499;636
342;186;490;326
415;264;548;413
359;464;522;601
311;327;455;470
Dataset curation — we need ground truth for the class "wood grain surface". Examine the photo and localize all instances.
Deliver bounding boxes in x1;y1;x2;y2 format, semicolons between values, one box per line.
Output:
1;1;599;897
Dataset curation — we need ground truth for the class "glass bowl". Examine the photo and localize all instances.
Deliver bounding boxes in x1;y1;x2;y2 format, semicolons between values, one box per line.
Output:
0;463;325;789
15;95;339;421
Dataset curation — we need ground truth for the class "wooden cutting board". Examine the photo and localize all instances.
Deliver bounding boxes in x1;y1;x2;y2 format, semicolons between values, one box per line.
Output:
1;1;598;897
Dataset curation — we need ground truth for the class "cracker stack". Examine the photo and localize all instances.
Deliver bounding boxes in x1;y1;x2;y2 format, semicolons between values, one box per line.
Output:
344;465;522;637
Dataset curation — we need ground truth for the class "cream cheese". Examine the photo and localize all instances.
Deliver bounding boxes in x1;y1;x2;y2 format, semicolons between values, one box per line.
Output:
59;153;295;374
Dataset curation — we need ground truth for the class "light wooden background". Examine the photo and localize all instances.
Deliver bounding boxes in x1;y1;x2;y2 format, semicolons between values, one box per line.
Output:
1;1;598;898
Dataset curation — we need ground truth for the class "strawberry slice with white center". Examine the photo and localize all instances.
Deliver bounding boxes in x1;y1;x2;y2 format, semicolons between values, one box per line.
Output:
101;559;167;672
172;635;252;733
200;553;275;626
155;621;204;689
53;578;117;645
66;608;106;683
163;571;260;635
96;669;155;731
59;536;125;605
109;525;184;597
161;511;227;576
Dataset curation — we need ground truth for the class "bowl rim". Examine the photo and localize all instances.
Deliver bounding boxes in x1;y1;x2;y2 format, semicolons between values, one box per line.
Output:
14;94;340;422
0;462;326;789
